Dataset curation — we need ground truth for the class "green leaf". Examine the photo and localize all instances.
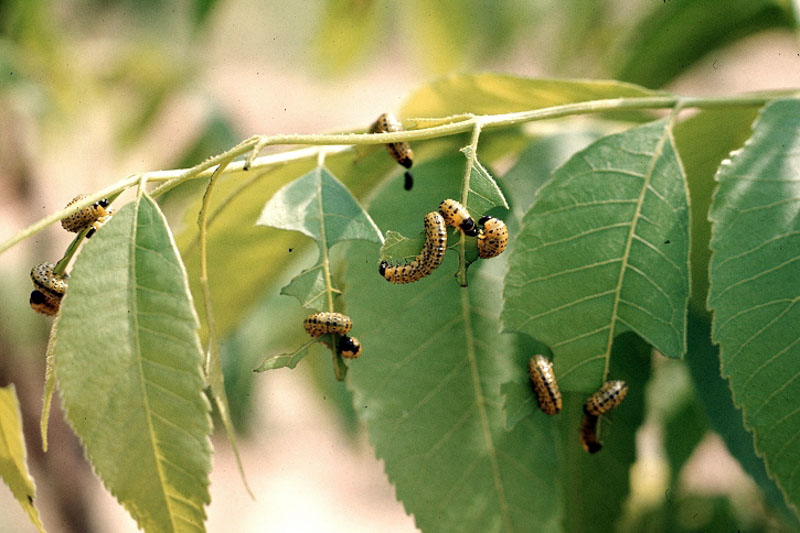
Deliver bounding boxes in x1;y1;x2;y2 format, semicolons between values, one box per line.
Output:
54;194;213;533
501;132;604;223
559;333;651;533
0;385;46;533
379;229;426;263
613;0;792;88
708;99;800;517
278;264;339;309
463;153;509;215
255;340;314;372
401;74;660;118
503;119;690;391
344;157;561;533
257;166;383;311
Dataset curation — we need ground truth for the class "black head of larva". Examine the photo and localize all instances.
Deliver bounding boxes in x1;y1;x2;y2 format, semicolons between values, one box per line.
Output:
479;215;491;225
30;289;60;316
338;335;362;359
439;199;478;237
378;260;388;277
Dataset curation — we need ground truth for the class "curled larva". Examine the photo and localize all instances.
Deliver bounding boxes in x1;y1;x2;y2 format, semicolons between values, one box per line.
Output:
380;211;447;284
584;380;628;416
303;312;353;337
30;262;68;296
579;414;602;454
338;335;362;359
30;289;61;317
528;355;562;415
477;216;508;259
369;112;414;169
61;194;114;238
438;199;478;237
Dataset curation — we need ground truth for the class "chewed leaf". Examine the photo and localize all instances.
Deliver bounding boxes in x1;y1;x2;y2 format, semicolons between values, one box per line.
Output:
708;99;800;517
344;158;561;532
54;194;212;533
379;229;426;263
502;119;690;391
257;167;383;246
258;167;383;310
255;340;314;372
0;385;45;533
462;150;509;216
280;264;341;310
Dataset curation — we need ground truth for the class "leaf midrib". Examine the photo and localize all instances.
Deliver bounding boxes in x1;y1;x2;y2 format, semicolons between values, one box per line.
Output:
460;288;512;531
129;196;182;532
603;128;671;380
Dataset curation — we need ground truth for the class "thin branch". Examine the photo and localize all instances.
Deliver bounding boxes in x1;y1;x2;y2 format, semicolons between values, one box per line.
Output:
1;93;788;257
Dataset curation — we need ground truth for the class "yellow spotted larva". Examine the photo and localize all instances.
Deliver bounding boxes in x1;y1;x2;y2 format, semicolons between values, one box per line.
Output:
528;355;562;415
584;380;629;416
380;211;447;284
579;414;602;454
439;199;478;237
477;216;508;259
338;335;362;359
61;194;114;238
369;113;414;170
303;312;353;337
30;262;68;296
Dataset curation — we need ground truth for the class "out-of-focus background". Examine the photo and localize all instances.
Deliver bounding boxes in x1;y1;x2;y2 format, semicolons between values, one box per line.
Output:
1;1;800;532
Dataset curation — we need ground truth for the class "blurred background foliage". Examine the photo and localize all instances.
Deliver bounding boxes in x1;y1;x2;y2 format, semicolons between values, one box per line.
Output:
1;0;799;531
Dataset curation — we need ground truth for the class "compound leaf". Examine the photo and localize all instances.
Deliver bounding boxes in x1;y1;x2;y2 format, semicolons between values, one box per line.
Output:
708;98;800;517
503;119;690;391
54;194;212;533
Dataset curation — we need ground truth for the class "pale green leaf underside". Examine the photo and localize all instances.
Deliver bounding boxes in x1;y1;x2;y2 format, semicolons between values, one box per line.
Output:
345;159;560;533
279;264;340;310
464;155;509;216
0;385;45;533
258;167;383;309
54;195;212;533
256;166;383;246
503;119;690;391
708;98;800;516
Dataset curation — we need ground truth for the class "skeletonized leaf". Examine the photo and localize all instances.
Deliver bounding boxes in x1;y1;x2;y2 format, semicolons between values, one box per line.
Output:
257;166;383;311
54;194;212;533
708;99;800;516
0;385;46;533
503;119;690;391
